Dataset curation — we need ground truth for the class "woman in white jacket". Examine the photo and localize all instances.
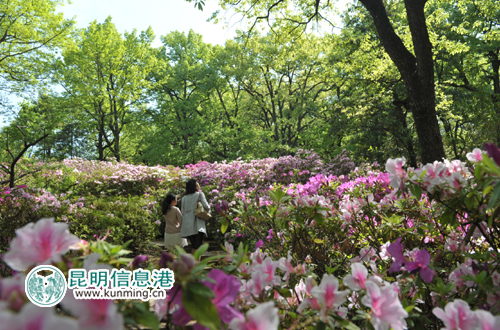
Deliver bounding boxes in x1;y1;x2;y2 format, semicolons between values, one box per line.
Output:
181;179;210;250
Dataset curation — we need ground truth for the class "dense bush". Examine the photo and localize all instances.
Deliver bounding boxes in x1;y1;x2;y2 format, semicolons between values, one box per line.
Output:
1;149;354;251
1;146;500;329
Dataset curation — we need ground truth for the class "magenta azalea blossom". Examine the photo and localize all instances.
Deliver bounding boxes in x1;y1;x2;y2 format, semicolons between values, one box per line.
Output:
229;301;279;330
159;252;174;268
0;303;78;330
405;249;433;283
485;143;500;167
173;270;243;329
433;299;479;330
255;239;264;249
387;238;407;274
4;218;80;271
129;255;148;269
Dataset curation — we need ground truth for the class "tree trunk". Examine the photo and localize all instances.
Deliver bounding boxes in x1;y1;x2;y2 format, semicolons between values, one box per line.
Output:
359;0;445;164
490;50;500;145
97;127;105;161
393;99;417;167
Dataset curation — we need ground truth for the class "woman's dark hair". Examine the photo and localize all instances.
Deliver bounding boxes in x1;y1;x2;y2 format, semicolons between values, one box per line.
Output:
162;193;177;215
185;179;198;195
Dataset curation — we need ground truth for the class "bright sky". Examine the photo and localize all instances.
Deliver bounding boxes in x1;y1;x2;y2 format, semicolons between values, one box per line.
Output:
59;0;238;47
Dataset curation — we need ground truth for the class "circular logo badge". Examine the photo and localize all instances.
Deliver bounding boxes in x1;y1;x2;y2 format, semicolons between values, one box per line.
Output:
25;265;67;307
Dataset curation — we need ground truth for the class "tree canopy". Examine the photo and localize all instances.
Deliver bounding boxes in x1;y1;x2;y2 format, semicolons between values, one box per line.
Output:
1;0;499;167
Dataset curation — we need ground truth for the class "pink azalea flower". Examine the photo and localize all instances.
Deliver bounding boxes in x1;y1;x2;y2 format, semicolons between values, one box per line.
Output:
297;277;322;314
249;249;267;265
173;270;243;329
405;249;433;283
0;274;26;312
466;148;483;163
69;239;89;250
61;291;124;330
310;274;350;323
385;157;406;189
0;303;78;330
433;299;478;330
476;310;500;330
343;262;368;291
278;251;296;280
361;282;408;330
253;257;281;285
229;301;279;330
294;279;307;300
154;296;169;321
225;242;234;262
4;218;80;271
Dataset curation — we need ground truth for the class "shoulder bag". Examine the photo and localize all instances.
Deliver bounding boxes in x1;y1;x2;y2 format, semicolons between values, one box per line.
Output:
195;192;212;220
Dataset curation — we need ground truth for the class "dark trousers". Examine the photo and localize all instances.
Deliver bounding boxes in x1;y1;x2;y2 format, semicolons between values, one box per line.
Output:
188;232;204;249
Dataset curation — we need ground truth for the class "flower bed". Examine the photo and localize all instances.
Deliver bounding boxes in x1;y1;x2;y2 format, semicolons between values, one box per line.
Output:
1;146;499;329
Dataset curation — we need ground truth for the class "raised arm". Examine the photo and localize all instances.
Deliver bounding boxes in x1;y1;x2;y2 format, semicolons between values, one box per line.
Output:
200;192;210;212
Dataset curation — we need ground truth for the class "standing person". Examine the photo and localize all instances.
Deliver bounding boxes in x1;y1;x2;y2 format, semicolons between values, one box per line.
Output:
162;193;188;249
181;179;210;251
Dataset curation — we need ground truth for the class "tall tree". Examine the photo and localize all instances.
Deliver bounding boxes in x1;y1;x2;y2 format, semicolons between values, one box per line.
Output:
0;0;73;93
146;30;216;165
229;32;342;156
210;0;446;163
57;17;156;161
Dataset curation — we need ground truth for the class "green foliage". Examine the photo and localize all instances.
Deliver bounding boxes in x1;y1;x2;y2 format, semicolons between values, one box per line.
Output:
88;239;133;267
56;17;156;161
0;0;74;93
67;195;157;251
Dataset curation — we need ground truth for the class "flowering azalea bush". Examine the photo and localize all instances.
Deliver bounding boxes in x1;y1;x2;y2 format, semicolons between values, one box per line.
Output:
1;146;500;329
1;149;354;256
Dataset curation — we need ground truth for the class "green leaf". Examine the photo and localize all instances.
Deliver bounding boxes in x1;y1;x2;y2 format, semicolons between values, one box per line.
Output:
313;238;324;244
136;311;160;330
187;282;215;299
331;314;361;330
275;288;292;298
483;155;500;176
221;219;229;234
132;301;148;312
405;305;414;313
475;164;482;179
315;321;326;330
182;288;220;330
110;245;122;254
483;184;494;196
313;212;325;224
488;182;500;209
410;183;422;200
194;243;209;259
